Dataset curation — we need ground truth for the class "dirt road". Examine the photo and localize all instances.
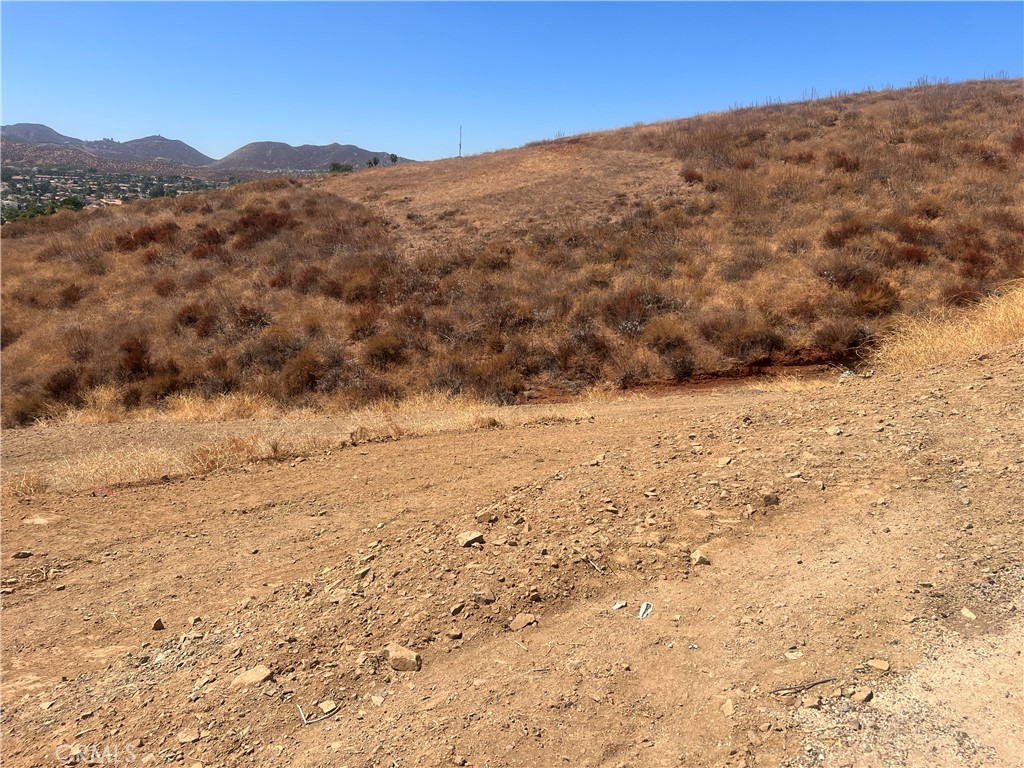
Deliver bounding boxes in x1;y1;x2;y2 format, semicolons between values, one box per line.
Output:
2;348;1022;767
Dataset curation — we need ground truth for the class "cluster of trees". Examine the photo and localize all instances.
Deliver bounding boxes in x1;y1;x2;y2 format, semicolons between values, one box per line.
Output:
1;196;85;223
329;153;399;174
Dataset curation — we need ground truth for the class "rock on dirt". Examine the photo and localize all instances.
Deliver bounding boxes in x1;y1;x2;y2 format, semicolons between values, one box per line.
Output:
230;665;273;688
690;549;711;566
509;613;537;631
457;531;485;547
852;686;874;704
384;644;421;672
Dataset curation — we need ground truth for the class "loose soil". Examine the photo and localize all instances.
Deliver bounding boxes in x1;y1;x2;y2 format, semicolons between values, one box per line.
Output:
2;347;1022;767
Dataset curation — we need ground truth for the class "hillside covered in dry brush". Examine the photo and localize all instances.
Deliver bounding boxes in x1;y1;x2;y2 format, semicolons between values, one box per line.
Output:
2;79;1022;426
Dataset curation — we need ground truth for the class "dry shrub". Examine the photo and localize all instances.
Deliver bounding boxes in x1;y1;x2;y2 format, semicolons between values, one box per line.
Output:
114;220;179;252
827;150;861;172
601;282;676;336
361;330;406;369
118;335;154;381
642;315;696;380
697;306;785;361
823;216;872;249
0;323;22;349
239;325;304;369
152;276;178;297
57;283;87;308
812;317;872;355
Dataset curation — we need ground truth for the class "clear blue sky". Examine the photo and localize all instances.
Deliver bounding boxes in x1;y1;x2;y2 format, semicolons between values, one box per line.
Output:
2;2;1022;161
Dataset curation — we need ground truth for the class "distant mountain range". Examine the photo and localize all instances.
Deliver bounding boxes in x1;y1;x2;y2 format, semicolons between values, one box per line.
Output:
0;123;411;178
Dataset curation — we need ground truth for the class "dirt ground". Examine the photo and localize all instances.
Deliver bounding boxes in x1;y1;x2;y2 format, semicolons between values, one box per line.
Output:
1;347;1022;767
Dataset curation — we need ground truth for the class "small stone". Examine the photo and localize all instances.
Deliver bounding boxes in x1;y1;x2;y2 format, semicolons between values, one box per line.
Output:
177;729;200;745
721;698;735;716
384;643;421;672
318;699;337;714
961;607;977;620
762;493;780;507
189;616;202;627
826;426;843;436
866;659;890;671
450;601;466;616
589;453;606;466
370;694;385;707
852;686;873;704
758;722;772;733
472;588;495;605
151;618;165;631
475;510;498;524
690;549;711;566
717;456;734;467
447;629;463;640
801;695;822;710
457;531;485;547
354;566;371;580
231;665;273;688
509;612;537;631
11;551;32;559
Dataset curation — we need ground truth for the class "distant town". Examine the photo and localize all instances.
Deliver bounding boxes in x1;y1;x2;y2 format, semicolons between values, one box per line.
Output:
0;165;235;223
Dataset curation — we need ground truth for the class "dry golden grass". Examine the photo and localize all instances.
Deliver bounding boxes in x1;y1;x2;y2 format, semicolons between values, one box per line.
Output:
874;281;1024;370
1;393;594;496
2;80;1022;427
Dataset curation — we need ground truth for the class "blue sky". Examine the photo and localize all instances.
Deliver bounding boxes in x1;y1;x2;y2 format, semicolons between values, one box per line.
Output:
2;2;1022;161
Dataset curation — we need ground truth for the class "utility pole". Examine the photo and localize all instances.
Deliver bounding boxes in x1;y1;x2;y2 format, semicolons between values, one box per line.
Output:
459;126;462;158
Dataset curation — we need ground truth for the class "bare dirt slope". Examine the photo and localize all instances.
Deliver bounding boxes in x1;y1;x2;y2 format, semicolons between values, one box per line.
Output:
2;347;1022;767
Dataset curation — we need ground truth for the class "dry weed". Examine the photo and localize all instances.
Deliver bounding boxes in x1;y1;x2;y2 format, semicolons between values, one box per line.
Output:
874;281;1024;370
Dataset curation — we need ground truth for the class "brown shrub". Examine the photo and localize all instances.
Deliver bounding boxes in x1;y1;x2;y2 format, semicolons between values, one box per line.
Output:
43;366;84;405
268;269;292;289
280;348;326;396
601;283;676;336
827;150;861;172
114;220;180;252
294;265;323;294
812;317;871;354
234;303;273;333
118;335;154;381
227;208;295;248
4;392;51;428
697;306;785;361
823;216;872;248
681;168;704;184
239;325;305;369
57;283;87;308
152;276;178;297
0;324;22;349
361;330;406;369
642;315;696;380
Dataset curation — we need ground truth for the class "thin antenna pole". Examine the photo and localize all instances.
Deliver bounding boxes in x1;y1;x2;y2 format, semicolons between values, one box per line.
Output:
459;126;462;158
